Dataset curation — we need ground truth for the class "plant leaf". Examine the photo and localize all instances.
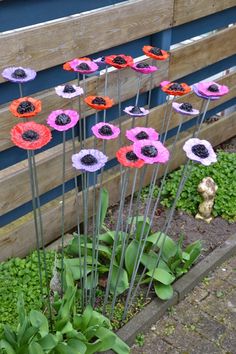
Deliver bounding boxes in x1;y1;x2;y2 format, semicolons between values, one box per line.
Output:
147;268;175;285
99;188;109;227
154;282;173;300
29;310;49;337
125;239;139;276
147;232;177;260
110;265;129;295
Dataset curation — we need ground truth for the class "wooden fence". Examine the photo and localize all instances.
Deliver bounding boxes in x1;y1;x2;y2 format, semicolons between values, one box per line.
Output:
0;0;236;261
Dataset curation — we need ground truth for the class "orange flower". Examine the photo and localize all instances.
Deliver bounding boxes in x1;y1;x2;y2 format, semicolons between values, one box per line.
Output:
63;57;91;71
116;146;144;168
84;96;114;110
161;82;191;96
142;46;169;61
105;55;134;69
9;97;42;118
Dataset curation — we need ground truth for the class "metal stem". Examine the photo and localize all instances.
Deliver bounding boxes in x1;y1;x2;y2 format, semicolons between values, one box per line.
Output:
60;131;66;293
135;74;142;106
192;99;210;137
161;96;176;144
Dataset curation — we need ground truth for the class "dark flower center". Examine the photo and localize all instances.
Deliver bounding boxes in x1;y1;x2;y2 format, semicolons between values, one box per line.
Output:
81;154;98;165
77;62;90;71
100;56;105;62
179;103;193;112
12;68;27;79
191;144;209;158
98;125;113;136
169;83;184;91
135;131;149;140
17;101;35;114
149;47;163;56
141;145;158;157
22;130;39;141
55;113;71;125
92;97;106;105
63;84;76;93
112;56;127;65
208;84;219;92
130;106;142;114
126;151;138;161
136;63;150;68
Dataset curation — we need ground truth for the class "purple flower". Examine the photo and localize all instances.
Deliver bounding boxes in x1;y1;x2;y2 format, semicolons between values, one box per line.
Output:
123;106;149;117
193;83;221;101
197;81;229;97
92;122;120;140
47;109;79;131
2;67;36;83
183;138;217;166
72;149;108;172
126;127;159;143
93;57;106;67
69;59;98;74
172;102;199;116
133;139;169;164
131;62;158;74
55;84;84;99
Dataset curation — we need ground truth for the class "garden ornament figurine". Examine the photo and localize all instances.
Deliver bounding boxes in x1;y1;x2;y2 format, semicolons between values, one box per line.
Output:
195;177;218;223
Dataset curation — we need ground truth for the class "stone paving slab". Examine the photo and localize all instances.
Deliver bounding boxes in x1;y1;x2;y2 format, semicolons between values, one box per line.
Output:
131;256;236;354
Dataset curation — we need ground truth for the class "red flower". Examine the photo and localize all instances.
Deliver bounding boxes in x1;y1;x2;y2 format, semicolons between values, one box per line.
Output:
105;54;134;69
84;96;114;110
161;82;191;96
116;145;144;168
11;121;52;150
143;46;169;61
63;57;91;71
9;97;42;118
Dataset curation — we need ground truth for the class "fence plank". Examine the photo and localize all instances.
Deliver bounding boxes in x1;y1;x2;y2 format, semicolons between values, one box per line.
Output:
173;0;236;26
1;110;235;260
0;0;174;83
1;71;235;215
169;25;236;81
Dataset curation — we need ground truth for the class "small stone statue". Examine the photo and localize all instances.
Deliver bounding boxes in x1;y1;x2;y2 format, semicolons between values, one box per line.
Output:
195;177;218;223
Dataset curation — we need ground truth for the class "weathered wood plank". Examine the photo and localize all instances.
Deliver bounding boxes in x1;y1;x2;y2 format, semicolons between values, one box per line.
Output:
0;0;174;83
173;0;236;26
1;71;235;215
169;25;236;81
1;111;235;261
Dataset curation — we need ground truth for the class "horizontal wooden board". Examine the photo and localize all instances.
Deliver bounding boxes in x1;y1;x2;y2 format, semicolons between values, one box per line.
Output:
0;0;173;83
1;111;235;261
173;0;236;26
1;71;235;215
169;25;236;81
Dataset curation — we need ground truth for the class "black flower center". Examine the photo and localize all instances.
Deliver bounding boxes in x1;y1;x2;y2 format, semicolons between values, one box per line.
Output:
100;56;105;62
130;106;142;114
141;145;158;157
55;113;71;125
92;97;106;105
191;144;209;158
136;63;150;68
12;68;27;79
22;130;39;141
112;56;127;65
135;131;149;140
169;83;184;91
208;84;219;92
126;151;138;161
77;62;90;71
179;103;193;112
81;154;98;165
98;125;113;136
149;47;163;56
17;101;35;114
63;84;76;93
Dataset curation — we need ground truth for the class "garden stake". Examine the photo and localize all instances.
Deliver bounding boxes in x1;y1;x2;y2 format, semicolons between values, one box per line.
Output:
117;69;122;145
77;74;83;151
82;171;89;307
145;59;155;126
83;74;87;146
135;74;142;106
161;96;176;143
103;64;109;122
18;83;23;98
60;130;66;292
193;98;211;137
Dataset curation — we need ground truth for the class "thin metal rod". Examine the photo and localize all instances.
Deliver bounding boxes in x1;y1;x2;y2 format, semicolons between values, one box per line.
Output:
103;65;109;122
135;74;142;106
161;97;176;144
94;111;98;148
77;74;83;150
90;171;97;304
82;74;87;146
117;70;122;146
193;99;210;137
82;172;89;306
60;131;66;292
18;83;23;98
147;59;155;109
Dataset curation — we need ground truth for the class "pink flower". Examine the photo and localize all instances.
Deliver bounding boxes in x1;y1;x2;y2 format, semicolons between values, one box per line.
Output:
47;109;79;131
196;81;229;98
172;102;199;116
69;59;98;74
91;122;120;140
55;84;84;99
131;62;158;74
133;139;169;164
183;138;217;166
126;127;159;143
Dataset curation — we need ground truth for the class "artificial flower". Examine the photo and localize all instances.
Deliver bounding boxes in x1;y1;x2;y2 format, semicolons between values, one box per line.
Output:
133;139;169;164
142;46;169;61
192;84;219;101
72;149;108;172
126;127;159;143
123;106;149;117
172;102;199;116
183;138;217;166
63;57;91;71
93;57;106;66
9;97;42;118
92;122;120;140
116;145;144;168
69;59;98;74
195;81;229;98
47;109;79;132
161;82;191;96
84;96;114;110
55;84;84;99
105;54;134;69
131;62;158;74
2;67;36;83
11;121;52;150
